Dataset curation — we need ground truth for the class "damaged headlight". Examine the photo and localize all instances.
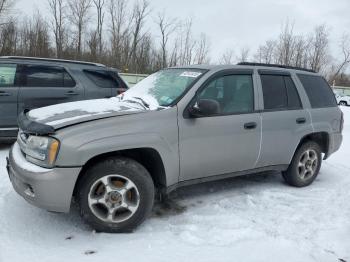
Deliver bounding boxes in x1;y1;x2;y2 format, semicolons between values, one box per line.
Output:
25;136;60;168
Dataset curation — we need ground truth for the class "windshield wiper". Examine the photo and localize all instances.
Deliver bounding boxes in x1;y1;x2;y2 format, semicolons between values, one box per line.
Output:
122;97;150;110
132;97;150;109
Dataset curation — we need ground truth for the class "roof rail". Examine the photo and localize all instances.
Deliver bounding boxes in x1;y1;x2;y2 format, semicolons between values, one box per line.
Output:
237;62;316;73
0;56;106;67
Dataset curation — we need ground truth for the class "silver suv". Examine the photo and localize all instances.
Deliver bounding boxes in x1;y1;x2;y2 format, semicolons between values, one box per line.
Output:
6;63;343;233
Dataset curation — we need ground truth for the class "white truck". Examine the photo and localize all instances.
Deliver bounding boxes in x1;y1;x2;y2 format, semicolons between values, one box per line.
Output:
336;93;350;106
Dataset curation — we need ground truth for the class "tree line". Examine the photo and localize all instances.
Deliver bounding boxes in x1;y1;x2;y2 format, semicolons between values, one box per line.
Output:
0;0;210;74
0;0;349;85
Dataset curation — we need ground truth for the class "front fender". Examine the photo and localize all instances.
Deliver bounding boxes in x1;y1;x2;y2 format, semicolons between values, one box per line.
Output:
57;133;180;187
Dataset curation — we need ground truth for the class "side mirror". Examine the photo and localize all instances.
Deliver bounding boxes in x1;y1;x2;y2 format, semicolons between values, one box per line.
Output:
189;99;220;117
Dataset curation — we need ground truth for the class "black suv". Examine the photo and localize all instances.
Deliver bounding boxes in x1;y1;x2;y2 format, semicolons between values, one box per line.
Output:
0;56;128;139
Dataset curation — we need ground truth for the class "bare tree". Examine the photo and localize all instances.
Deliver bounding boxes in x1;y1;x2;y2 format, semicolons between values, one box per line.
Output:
254;40;275;64
174;18;197;66
292;36;309;68
0;0;15;25
194;33;210;64
252;22;331;74
48;0;68;58
237;47;250;63
108;0;129;69
93;0;104;56
128;0;150;72
308;24;329;72
87;29;98;60
68;0;91;58
275;21;297;66
155;11;177;68
16;12;51;57
0;20;17;55
219;49;235;64
331;34;350;81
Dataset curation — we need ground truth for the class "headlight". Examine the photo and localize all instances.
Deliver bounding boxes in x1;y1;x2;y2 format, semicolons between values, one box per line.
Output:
25;136;60;168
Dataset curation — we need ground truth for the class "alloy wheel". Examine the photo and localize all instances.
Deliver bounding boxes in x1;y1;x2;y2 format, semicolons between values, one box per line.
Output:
88;174;140;223
297;149;318;180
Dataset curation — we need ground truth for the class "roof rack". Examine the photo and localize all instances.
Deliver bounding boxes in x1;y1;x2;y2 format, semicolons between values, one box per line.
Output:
0;56;106;67
237;62;316;73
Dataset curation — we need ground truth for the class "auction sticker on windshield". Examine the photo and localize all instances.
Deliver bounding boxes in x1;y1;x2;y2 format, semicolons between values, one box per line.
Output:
180;71;202;78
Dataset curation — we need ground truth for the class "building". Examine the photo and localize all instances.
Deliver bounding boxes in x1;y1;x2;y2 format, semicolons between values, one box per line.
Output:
119;73;148;87
333;86;350;96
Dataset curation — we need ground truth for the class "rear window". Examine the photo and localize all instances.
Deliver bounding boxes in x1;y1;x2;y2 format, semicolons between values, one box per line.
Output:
84;70;119;88
297;74;337;108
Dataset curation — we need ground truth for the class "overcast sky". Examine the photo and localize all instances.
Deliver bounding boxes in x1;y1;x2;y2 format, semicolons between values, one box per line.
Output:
15;0;350;63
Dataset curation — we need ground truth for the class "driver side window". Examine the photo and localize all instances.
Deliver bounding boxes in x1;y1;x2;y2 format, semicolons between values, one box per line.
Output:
199;74;254;114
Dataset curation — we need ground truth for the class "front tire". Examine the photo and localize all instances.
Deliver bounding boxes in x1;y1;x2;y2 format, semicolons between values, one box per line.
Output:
282;141;322;187
339;101;348;106
77;157;155;233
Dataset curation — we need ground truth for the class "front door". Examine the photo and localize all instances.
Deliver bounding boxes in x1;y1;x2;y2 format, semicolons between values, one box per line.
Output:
179;72;261;181
0;63;19;136
18;64;84;113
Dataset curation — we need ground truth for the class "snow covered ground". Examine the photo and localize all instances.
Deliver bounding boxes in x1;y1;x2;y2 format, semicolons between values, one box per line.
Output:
1;107;350;262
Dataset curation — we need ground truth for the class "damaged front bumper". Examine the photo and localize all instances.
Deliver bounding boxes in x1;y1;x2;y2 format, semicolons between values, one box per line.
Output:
6;143;81;213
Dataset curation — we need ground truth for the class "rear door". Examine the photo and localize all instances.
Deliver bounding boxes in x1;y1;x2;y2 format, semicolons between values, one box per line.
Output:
256;70;313;167
0;63;19;135
18;64;84;113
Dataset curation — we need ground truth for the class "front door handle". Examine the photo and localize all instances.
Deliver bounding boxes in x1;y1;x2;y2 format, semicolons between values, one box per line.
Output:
296;117;306;124
0;91;11;96
65;91;79;96
244;122;257;130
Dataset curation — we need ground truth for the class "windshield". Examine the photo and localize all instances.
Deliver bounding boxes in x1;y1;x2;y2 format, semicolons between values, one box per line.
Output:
121;68;206;109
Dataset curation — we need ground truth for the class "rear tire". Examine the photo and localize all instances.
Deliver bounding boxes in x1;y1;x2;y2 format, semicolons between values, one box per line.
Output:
77;157;155;233
282;141;322;187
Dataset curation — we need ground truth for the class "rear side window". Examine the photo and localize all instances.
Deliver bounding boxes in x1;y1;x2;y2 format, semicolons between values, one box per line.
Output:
261;75;302;110
84;70;119;88
285;76;302;109
24;65;76;88
0;64;17;87
297;74;337;108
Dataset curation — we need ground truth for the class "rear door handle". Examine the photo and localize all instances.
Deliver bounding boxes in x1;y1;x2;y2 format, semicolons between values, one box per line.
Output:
65;91;79;96
0;91;11;96
296;117;306;124
244;122;257;130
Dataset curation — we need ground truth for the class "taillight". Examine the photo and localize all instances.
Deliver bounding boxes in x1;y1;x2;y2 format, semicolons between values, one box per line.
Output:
117;88;127;95
340;110;344;133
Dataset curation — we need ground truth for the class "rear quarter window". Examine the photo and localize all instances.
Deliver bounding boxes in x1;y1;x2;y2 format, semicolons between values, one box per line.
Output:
297;74;337;108
84;70;119;89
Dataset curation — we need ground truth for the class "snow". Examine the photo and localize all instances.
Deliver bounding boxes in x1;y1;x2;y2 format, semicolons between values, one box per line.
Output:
28;97;145;124
1;107;350;262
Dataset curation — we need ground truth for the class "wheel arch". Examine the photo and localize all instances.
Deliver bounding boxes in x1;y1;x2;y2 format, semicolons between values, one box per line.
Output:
73;147;167;197
295;132;330;159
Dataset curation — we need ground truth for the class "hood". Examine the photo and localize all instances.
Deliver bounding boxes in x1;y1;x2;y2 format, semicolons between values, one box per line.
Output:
21;98;147;133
